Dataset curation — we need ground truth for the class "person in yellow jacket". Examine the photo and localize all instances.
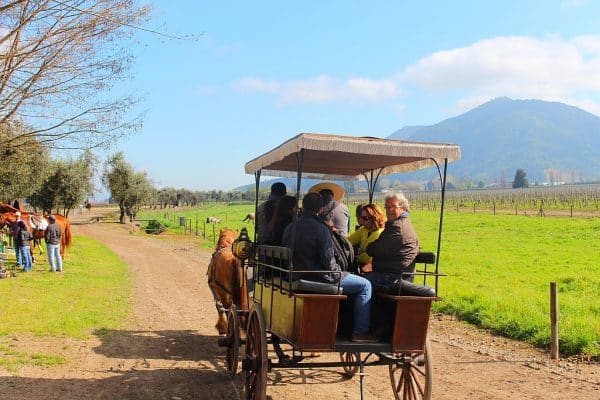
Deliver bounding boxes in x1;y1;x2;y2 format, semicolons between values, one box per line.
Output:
348;204;385;274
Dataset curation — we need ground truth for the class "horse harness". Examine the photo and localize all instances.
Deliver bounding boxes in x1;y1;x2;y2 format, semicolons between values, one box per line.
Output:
207;246;246;315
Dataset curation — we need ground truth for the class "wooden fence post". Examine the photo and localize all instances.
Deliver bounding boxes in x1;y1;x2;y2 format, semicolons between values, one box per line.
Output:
550;282;559;359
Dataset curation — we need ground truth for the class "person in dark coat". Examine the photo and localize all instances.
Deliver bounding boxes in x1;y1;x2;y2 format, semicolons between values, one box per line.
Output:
15;220;33;272
256;182;286;244
364;191;420;289
282;192;377;342
44;215;63;272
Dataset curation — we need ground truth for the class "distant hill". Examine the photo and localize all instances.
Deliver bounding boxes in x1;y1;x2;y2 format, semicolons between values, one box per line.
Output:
389;97;600;183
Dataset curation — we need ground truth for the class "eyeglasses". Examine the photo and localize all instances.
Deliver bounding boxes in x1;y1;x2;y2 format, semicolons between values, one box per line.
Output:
384;205;401;210
360;215;373;220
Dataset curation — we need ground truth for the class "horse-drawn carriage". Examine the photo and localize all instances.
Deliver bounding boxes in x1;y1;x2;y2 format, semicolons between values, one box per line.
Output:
215;133;461;400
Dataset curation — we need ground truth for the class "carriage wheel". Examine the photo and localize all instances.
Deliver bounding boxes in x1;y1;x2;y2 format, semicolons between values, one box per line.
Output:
226;305;240;377
388;339;432;400
243;305;267;400
339;352;360;377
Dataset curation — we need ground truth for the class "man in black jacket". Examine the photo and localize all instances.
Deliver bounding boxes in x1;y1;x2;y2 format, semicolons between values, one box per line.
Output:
282;192;376;342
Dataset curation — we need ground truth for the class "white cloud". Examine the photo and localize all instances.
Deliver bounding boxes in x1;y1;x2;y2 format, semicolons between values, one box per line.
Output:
234;75;400;104
560;0;590;8
232;35;600;116
403;35;600;116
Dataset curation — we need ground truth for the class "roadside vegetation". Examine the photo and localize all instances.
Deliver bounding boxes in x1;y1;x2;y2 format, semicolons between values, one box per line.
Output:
139;203;600;357
0;236;130;369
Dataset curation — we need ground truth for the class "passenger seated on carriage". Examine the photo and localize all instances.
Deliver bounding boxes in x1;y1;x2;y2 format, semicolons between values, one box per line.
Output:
282;192;378;343
363;192;419;290
264;195;297;246
347;204;385;274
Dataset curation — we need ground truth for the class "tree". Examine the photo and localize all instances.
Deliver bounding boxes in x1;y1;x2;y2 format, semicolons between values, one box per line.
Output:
1;0;151;151
29;151;97;216
513;169;529;188
0;121;52;201
102;152;153;223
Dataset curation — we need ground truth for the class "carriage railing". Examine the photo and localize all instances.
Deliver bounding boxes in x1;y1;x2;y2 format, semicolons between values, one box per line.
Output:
252;245;343;298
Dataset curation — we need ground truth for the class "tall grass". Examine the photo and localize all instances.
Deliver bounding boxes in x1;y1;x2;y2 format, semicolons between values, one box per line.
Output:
141;204;600;356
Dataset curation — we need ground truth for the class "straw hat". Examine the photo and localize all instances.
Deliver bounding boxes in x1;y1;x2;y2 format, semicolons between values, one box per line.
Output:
308;182;345;201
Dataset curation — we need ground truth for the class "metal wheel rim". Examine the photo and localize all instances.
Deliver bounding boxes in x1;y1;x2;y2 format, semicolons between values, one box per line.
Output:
226;305;240;377
389;340;433;400
339;352;360;377
244;305;267;400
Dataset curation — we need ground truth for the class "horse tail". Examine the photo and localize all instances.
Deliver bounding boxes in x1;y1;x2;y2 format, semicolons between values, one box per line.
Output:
64;220;72;248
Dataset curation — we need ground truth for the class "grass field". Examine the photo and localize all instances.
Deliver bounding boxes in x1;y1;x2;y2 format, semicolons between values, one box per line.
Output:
140;204;600;357
0;236;130;370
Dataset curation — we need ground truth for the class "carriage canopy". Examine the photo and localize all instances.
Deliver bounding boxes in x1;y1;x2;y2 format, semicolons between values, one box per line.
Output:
245;133;461;180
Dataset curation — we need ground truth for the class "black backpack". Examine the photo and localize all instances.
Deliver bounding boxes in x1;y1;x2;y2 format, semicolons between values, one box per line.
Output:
330;230;355;273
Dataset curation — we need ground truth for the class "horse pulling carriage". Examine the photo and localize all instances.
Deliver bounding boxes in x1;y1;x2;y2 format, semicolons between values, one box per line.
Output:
213;133;461;400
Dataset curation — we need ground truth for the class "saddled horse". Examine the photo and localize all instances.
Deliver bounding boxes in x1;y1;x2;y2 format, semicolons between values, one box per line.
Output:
0;203;72;259
206;228;248;334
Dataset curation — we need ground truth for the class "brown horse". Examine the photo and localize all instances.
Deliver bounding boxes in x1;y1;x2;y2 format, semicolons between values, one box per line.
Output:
207;228;248;334
0;208;72;259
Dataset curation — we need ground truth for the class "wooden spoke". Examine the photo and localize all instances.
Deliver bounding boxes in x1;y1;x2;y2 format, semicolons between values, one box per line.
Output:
339;352;360;377
243;305;267;400
389;340;433;400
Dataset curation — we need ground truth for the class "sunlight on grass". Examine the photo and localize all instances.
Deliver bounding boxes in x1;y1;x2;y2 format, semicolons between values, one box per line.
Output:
141;203;600;357
0;236;131;338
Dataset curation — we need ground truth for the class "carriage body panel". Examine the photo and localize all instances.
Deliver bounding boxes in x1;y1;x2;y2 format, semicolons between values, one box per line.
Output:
255;281;346;351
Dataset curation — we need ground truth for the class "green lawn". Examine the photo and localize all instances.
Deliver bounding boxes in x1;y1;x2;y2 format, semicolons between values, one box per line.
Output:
0;235;130;370
0;236;130;338
142;203;600;357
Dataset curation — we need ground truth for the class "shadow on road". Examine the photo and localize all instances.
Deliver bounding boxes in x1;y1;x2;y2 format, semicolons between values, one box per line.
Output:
93;329;221;362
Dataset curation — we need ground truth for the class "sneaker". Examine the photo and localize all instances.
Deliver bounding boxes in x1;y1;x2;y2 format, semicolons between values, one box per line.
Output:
351;333;379;343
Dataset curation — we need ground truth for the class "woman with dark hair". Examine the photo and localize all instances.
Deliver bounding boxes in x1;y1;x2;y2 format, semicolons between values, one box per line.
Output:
266;195;297;246
348;204;385;274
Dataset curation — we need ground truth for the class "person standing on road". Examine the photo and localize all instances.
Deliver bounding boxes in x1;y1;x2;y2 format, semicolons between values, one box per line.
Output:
45;215;63;273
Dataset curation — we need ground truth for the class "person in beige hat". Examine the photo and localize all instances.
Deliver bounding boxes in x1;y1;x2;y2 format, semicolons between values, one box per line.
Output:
308;182;350;236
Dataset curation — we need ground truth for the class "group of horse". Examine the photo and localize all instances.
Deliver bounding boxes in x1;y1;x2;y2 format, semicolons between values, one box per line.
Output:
0;202;72;261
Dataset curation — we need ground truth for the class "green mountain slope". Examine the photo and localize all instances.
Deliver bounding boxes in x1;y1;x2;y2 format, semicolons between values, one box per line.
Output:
389;97;600;183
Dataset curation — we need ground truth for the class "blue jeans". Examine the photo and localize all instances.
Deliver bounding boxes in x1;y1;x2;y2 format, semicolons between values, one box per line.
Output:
47;243;63;272
362;271;400;292
19;245;32;272
340;273;372;334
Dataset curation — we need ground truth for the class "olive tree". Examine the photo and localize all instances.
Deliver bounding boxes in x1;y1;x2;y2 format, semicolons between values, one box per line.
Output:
29;150;97;216
102;152;154;223
0;121;52;201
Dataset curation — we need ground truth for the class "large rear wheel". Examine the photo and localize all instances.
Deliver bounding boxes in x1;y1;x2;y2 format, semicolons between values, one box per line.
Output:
243;305;267;400
388;339;432;400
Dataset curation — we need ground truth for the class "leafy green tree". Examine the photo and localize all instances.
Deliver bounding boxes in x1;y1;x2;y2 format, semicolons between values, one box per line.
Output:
513;169;530;188
29;151;97;216
0;121;52;201
123;172;155;221
103;152;154;223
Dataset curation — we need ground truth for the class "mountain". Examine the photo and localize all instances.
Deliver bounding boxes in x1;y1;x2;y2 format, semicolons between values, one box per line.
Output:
388;97;600;183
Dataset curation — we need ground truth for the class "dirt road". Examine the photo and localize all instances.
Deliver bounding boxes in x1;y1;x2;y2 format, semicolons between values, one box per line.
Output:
0;213;598;399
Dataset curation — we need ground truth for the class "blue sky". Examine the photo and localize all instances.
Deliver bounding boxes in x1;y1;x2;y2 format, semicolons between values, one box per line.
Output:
111;0;600;190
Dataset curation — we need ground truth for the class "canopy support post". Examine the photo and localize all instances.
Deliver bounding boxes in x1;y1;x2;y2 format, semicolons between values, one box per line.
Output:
253;170;261;243
362;168;384;204
288;149;305;283
431;158;448;295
